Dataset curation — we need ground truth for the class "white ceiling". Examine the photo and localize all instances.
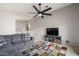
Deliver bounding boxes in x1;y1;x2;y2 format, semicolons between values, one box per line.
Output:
0;3;72;20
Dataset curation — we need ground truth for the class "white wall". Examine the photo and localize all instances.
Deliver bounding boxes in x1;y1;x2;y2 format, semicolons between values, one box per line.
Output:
15;20;35;38
29;4;79;46
16;20;27;33
0;12;15;35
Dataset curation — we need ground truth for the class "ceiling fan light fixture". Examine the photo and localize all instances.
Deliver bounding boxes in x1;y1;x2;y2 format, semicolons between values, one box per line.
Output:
38;13;42;16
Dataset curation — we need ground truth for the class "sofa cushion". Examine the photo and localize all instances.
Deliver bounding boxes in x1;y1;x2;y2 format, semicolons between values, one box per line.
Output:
9;50;23;56
3;35;11;44
0;43;12;49
0;44;17;55
13;43;25;51
11;34;24;45
14;42;33;51
13;39;34;51
21;34;25;42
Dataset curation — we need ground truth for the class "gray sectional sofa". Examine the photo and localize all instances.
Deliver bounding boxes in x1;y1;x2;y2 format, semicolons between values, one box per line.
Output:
0;33;35;56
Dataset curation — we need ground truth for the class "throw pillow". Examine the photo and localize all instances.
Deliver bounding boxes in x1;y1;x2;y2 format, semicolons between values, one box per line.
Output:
0;36;7;46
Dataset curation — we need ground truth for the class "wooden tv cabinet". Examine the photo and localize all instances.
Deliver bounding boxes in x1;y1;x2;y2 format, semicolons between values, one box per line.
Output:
44;35;62;44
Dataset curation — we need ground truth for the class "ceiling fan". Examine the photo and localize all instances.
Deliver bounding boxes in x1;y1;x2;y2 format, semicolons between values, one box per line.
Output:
28;3;52;18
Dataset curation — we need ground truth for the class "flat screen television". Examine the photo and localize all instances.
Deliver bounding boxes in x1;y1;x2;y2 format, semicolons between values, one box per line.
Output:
46;28;59;36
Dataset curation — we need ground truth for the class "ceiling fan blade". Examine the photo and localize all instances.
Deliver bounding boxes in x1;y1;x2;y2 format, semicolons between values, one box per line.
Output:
41;7;52;13
33;5;40;13
33;14;38;17
42;13;52;16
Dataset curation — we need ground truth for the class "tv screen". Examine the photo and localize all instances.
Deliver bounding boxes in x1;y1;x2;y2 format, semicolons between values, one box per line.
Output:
46;28;59;36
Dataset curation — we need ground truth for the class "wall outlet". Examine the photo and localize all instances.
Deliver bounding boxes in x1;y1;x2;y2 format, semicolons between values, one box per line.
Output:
66;40;69;44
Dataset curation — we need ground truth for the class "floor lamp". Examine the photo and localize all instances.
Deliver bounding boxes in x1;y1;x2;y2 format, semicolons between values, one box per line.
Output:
25;23;30;40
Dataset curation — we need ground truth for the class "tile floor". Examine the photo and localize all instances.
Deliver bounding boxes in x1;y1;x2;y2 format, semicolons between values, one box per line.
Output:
66;46;79;56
